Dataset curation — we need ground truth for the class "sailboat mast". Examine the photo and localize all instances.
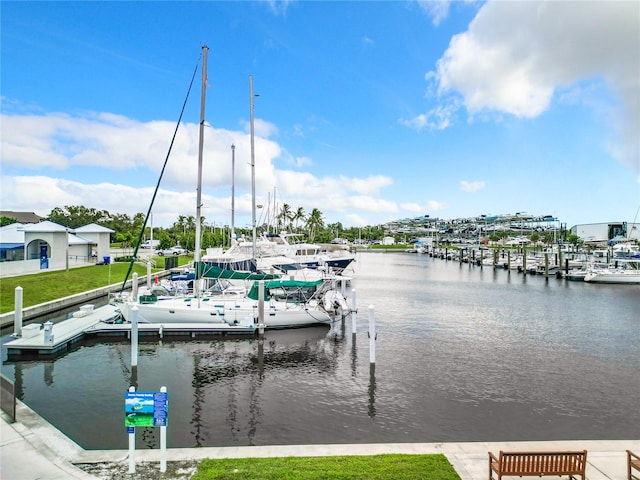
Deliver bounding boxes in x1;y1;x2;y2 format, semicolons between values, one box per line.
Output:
231;144;236;245
195;45;208;296
249;74;257;259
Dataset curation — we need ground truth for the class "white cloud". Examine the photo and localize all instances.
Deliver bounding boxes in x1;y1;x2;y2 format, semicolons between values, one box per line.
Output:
431;0;639;173
240;117;279;138
460;180;485;193
344;213;369;227
274;171;393;202
415;0;452;27
0;109;403;227
400;202;423;212
292;123;304;137
425;200;448;212
265;0;292;16
399;99;459;131
401;201;448;214
292;156;312;168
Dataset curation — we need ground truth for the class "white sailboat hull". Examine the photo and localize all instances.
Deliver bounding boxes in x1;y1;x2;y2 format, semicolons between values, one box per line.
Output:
120;297;332;329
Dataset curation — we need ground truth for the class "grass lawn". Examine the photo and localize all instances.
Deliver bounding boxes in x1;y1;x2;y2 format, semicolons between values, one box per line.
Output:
192;454;460;480
0;257;190;314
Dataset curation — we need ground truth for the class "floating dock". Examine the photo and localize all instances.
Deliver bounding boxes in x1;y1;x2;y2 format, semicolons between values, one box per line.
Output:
4;304;256;359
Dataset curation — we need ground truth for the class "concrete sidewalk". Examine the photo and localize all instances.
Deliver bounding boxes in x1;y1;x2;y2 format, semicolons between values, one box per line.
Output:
2;401;638;479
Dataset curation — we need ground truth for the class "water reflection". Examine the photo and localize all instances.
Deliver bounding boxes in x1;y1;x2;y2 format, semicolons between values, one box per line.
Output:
368;363;376;418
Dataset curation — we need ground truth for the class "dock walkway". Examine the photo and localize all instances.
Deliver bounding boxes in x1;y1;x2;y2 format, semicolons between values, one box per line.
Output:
5;304;121;356
5;304;256;358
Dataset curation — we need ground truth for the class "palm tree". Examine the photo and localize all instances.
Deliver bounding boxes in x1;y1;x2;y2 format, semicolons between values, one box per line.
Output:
305;208;324;241
278;203;293;232
530;232;540;251
293;207;306;233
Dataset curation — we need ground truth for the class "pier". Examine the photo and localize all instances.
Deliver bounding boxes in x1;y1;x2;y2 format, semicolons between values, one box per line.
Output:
4;303;255;359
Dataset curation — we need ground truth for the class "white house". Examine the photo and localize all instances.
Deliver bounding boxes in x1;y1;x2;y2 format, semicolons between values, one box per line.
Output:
0;221;114;277
74;223;114;260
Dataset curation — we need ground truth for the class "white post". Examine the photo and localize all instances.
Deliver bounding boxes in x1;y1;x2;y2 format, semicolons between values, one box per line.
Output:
146;262;152;290
128;386;136;474
43;321;54;345
14;286;23;337
132;272;139;301
368;305;376;364
351;289;357;335
131;307;139;367
341;278;346;298
160;386;167;473
257;280;265;335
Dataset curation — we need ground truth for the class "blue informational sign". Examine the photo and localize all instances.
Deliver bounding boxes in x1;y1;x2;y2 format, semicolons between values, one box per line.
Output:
125;391;168;427
153;392;168;427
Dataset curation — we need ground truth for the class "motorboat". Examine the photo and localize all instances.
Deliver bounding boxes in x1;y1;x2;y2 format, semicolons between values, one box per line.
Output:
583;259;640;284
201;231;355;276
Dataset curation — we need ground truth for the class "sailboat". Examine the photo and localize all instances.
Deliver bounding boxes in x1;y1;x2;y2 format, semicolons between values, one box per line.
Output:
118;47;334;329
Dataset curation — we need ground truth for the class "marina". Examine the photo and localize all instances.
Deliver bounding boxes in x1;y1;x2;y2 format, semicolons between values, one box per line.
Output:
1;250;638;451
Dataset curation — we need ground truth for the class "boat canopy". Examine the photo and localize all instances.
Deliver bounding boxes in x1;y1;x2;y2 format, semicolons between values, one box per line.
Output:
247;279;324;301
195;261;279;280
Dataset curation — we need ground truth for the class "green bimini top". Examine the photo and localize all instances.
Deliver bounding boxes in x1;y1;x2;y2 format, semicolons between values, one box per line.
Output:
247;279;324;301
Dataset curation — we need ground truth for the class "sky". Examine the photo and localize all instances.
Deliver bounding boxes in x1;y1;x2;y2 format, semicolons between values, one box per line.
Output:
1;0;639;231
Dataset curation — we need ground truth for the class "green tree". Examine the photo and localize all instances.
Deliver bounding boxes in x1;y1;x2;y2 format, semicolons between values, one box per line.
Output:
116;231;135;249
327;222;344;240
305;208;324;241
277;203;293;231
0;216;18;227
47;205;110;229
542;232;555;247
530;232;540;251
566;232;582;251
293;207;306;232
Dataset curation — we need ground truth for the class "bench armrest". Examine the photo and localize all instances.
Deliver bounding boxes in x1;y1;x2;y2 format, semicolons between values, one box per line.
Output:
489;451;499;463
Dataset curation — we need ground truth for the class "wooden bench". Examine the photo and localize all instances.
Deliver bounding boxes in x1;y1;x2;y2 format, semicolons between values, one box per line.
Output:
629;450;640;480
489;450;587;480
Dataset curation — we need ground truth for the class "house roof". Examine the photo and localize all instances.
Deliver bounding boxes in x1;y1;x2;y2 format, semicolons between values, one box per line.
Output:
0;211;43;223
22;221;70;233
1;221;111;248
0;223;26;244
74;223;114;233
69;233;92;245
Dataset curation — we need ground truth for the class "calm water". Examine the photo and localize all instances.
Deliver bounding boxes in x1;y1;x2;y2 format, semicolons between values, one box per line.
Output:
2;251;639;449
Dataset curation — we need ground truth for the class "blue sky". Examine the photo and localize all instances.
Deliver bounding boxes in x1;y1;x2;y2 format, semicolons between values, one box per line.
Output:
1;0;639;230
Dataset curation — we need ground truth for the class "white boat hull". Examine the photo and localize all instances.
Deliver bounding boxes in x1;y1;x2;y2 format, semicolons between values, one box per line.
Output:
583;270;640;284
120;297;332;329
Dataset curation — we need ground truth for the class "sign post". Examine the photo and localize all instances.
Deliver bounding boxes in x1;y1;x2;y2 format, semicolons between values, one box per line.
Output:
160;386;167;472
125;387;168;473
127;386;136;473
